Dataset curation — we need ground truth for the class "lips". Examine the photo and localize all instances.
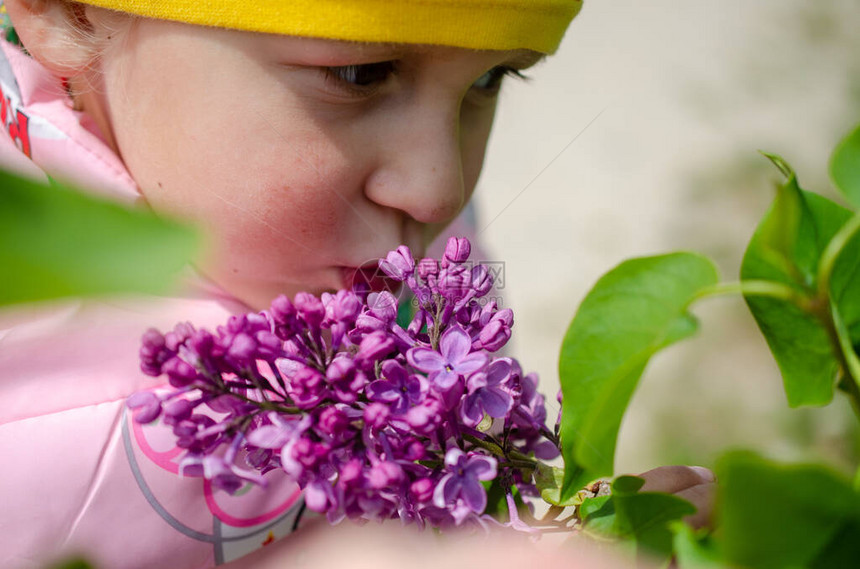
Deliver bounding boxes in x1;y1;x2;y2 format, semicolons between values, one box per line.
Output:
342;264;402;295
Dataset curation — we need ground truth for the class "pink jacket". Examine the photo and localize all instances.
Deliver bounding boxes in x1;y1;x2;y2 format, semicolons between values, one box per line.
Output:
0;39;307;569
0;37;484;568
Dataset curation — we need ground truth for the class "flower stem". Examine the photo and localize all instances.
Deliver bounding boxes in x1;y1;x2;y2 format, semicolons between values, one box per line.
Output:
463;433;504;456
691;280;809;306
817;212;860;299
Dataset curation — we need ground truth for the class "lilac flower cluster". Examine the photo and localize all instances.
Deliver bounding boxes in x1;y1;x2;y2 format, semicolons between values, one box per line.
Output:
131;237;558;529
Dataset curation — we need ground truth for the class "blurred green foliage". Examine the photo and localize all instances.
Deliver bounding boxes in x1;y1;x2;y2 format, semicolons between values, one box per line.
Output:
0;169;198;305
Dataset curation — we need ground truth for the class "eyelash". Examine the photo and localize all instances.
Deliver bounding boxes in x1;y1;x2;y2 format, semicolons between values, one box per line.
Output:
320;63;529;96
322;62;399;94
471;66;528;94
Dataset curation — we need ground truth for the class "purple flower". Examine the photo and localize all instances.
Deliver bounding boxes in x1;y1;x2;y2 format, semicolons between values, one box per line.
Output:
164;322;195;351
135;236;561;531
305;478;337;513
407;325;487;390
410;477;435;503
316;406;350;438
502;492;540;534
470;264;493;296
378;245;415;281
366;360;427;414
477;308;513;352
222;320;282;366
325;290;362;323
162;397;194;425
512;371;547;430
364;402;391;429
433;449;497;513
294;292;325;329
460;358;514;427
367;460;404;489
179;453;266;494
367;292;398;324
437;264;471;305
325;357;366;404
443;236;471;264
269;295;299;338
280;361;327;408
246;414;311;450
127;390;162;423
355;331;395;366
161;356;199;387
140;329;170;377
180;434;267;494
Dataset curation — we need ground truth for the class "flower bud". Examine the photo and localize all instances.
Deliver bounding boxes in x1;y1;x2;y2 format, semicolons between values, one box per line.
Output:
162;357;199;387
162;398;194;424
285;365;327;408
404;400;442;433
477;319;511;352
354;313;386;333
317;406;349;437
330;290;362;322
402;439;426;461
368;461;404;489
127;391;162;424
438;265;471;303
443;236;471;264
188;329;216;361
364;402;390;429
165;322;195;351
270;295;299;339
226;332;257;363
338;458;364;487
367;291;398;323
470;264;493;296
326;357;356;384
356;331;395;365
378;245;415;281
140;328;170;377
294;292;325;329
416;258;439;280
410;478;435;503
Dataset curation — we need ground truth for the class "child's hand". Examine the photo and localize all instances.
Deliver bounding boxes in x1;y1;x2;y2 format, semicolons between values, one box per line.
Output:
637;465;716;529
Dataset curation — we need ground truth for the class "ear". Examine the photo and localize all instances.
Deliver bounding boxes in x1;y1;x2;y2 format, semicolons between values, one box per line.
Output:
4;0;95;76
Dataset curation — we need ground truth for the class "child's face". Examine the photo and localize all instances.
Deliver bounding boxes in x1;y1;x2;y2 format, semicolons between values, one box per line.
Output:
89;19;540;308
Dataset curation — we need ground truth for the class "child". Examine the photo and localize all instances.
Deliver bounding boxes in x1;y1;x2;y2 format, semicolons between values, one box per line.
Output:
0;1;713;568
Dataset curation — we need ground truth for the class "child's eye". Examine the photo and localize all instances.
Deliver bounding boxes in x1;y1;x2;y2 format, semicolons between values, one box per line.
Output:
322;62;398;92
471;66;528;94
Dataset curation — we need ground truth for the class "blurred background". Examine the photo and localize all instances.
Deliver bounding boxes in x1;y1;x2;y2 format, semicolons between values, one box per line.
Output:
475;0;860;475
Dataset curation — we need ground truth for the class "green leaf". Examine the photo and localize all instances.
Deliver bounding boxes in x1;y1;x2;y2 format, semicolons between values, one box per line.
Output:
830;124;860;209
671;522;724;569
396;294;415;329
580;476;697;562
535;463;581;507
824;214;860;387
741;158;852;407
481;478;508;519
557;253;719;501
755;153;820;284
716;451;860;569
0;169;198;305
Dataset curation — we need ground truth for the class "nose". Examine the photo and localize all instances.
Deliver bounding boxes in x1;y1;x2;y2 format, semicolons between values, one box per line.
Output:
363;98;466;225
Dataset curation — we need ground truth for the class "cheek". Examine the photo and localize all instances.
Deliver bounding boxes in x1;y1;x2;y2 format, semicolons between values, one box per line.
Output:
191;145;356;269
460;104;496;198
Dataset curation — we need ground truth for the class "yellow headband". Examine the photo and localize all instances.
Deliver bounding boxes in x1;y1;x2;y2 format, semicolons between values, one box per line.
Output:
73;0;583;54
